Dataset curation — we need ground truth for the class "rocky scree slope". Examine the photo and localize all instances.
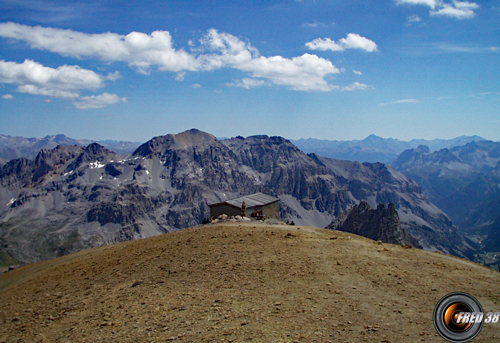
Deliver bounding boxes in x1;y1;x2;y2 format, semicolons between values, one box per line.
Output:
0;129;477;264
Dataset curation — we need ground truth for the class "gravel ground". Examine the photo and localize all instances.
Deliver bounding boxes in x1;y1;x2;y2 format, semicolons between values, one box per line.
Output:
1;222;499;342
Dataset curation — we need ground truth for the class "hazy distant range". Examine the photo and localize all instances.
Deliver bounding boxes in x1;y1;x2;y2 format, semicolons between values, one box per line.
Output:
0;134;141;164
290;134;489;163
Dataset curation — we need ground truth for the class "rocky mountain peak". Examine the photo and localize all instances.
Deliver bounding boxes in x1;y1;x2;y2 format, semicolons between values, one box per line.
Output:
223;134;302;156
391;148;425;171
34;145;84;166
432;148;461;164
172;129;217;148
415;145;430;154
65;143;116;172
133;135;175;157
357;199;371;211
75;143;114;164
391;146;463;171
38;134;71;144
84;142;110;156
133;129;218;158
327;200;421;247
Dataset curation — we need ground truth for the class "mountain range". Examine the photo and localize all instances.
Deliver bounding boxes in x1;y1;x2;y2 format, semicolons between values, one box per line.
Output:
0;133;488;166
291;134;488;163
0;134;140;162
391;141;500;256
0;129;477;266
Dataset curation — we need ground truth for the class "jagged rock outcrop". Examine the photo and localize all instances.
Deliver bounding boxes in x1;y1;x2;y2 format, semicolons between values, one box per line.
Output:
327;201;421;247
0;129;478;264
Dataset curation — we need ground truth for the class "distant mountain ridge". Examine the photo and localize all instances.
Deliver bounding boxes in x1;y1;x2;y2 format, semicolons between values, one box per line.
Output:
391;140;500;261
0;134;140;161
291;135;488;163
0;129;477;265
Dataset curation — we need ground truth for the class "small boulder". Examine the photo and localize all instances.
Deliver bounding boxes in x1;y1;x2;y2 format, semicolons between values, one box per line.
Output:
131;281;144;288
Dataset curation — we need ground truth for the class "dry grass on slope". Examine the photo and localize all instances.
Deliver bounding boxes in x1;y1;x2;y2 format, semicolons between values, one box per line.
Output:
1;222;499;343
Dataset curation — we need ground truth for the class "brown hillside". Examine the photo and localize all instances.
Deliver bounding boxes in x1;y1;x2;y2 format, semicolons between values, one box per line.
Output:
1;223;499;343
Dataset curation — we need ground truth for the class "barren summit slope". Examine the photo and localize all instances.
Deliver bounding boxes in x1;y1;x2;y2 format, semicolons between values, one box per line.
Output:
1;223;499;343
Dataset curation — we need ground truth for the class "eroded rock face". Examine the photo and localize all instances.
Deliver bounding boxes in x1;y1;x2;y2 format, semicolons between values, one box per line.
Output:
327;201;421;247
0;129;477;264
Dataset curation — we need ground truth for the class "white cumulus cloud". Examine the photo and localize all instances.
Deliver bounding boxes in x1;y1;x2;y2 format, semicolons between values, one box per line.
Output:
198;29;258;71
0;59;110;98
2;94;13;100
306;33;378;53
240;54;340;91
200;30;341;91
0;23;368;92
17;84;79;98
431;2;478;19
305;38;344;52
73;93;127;109
0;22;199;73
0;59;124;108
397;0;479;19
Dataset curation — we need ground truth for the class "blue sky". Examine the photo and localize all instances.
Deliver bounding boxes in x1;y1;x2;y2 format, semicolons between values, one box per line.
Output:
0;0;499;142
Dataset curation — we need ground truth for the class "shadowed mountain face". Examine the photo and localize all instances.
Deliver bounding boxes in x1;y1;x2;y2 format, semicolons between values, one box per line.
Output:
0;129;477;264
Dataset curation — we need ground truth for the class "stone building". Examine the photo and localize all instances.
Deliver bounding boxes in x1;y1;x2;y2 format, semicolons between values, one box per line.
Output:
209;193;279;219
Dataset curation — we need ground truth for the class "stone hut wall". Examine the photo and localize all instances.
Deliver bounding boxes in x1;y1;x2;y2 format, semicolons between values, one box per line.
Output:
210;204;241;218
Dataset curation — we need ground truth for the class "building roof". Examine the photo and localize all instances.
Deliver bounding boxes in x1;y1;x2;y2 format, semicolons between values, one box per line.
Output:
209;192;279;208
